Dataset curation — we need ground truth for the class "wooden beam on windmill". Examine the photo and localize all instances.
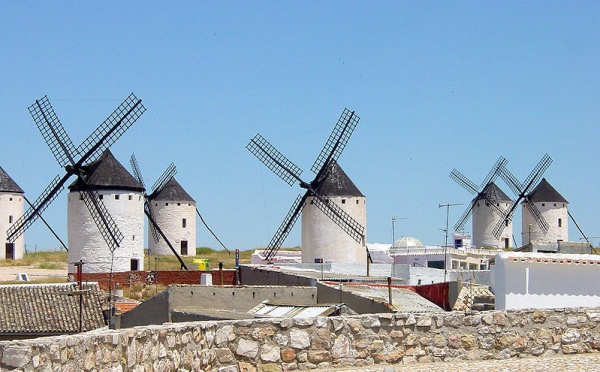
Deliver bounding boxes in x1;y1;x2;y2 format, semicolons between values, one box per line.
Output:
7;94;145;254
246;108;364;262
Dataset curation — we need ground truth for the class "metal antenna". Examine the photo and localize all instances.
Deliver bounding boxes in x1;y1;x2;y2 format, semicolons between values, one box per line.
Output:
439;203;462;282
7;93;145;254
247;108;364;262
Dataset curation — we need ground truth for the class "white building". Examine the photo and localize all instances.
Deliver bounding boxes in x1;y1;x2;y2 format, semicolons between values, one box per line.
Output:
0;167;24;260
301;161;367;264
148;177;196;256
68;150;145;273
472;182;513;248
522;178;568;244
492;251;600;310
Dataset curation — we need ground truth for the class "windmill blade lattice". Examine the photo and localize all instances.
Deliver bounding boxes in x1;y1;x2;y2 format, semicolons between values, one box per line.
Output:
28;97;79;167
312;109;359;178
264;194;308;260
450;156;508;233
246;133;303;186
78;93;145;163
493;154;553;238
6;94;145;251
247;108;364;262
7;175;64;242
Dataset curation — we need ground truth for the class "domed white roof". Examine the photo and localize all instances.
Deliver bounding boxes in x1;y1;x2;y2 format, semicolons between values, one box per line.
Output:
393;236;424;249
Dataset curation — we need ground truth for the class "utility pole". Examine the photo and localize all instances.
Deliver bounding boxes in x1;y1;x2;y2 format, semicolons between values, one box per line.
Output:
391;216;408;244
439;203;462;282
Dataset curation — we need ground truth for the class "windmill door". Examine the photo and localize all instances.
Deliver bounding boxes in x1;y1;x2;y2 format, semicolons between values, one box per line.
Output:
181;240;188;256
5;243;14;260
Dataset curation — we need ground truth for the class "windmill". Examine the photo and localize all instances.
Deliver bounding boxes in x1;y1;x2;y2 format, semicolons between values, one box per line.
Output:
247;108;365;263
130;154;189;270
450;157;513;248
493;153;553;241
7;94;145;262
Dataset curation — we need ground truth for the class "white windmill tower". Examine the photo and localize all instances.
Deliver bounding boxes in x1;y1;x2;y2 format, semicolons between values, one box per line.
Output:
522;178;568;243
6;94;146;274
148;177;196;257
301;161;366;263
247;108;366;264
0;166;25;259
451;157;513;248
68;150;145;273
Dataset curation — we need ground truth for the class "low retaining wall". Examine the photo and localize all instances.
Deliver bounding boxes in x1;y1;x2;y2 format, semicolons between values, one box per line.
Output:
2;307;600;371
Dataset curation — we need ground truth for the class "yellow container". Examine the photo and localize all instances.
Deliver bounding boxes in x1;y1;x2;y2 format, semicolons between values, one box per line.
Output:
193;259;210;270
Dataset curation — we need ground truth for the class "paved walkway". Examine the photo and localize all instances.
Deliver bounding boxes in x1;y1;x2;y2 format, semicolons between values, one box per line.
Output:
317;353;600;371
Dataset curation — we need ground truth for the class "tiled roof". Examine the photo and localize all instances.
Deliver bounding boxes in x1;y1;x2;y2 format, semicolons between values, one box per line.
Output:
314;161;364;197
477;182;511;203
526;178;568;203
69;150;144;192
0;166;24;193
150;177;195;202
0;283;107;335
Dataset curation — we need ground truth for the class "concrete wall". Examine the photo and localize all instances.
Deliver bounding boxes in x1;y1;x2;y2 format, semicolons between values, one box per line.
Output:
493;252;600;310
316;282;392;314
3;307;600;370
121;285;318;328
240;266;317;287
68;190;145;273
0;191;24;260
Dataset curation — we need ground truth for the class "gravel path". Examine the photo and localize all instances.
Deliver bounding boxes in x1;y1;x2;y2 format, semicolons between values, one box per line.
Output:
0;266;67;282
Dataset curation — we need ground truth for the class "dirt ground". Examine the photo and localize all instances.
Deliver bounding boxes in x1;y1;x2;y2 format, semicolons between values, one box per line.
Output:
0;266;68;282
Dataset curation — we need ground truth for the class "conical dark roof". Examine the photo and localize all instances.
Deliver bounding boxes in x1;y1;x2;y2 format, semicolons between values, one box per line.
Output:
68;150;144;192
525;178;568;204
0;166;24;193
314;161;364;197
475;182;511;203
150;177;195;202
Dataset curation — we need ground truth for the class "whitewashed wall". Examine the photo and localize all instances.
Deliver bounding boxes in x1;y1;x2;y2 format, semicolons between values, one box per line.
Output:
0;192;24;259
301;195;367;264
522;201;568;243
472;200;513;248
493;252;600;310
68;190;145;273
148;201;196;256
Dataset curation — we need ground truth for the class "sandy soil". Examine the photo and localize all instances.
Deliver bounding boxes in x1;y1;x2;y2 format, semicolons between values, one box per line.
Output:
0;266;69;282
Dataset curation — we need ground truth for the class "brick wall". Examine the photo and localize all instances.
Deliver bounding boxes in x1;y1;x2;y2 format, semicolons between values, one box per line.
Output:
76;269;237;291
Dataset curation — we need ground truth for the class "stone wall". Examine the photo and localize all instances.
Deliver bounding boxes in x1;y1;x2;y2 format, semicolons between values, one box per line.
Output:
2;307;600;371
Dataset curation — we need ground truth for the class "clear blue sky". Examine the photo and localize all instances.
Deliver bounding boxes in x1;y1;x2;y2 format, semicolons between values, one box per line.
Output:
1;2;599;251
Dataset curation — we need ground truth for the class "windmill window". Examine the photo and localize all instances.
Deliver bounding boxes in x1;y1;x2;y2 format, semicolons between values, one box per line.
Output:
139;196;141;201
129;195;133;201
177;203;181;206
9;197;12;201
542;203;545;207
182;218;187;228
505;220;509;227
554;203;557;207
8;215;13;224
166;203;169;206
356;200;359;204
99;195;104;200
342;199;346;204
79;195;83;201
155;203;158;207
115;195;120;200
558;218;562;227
